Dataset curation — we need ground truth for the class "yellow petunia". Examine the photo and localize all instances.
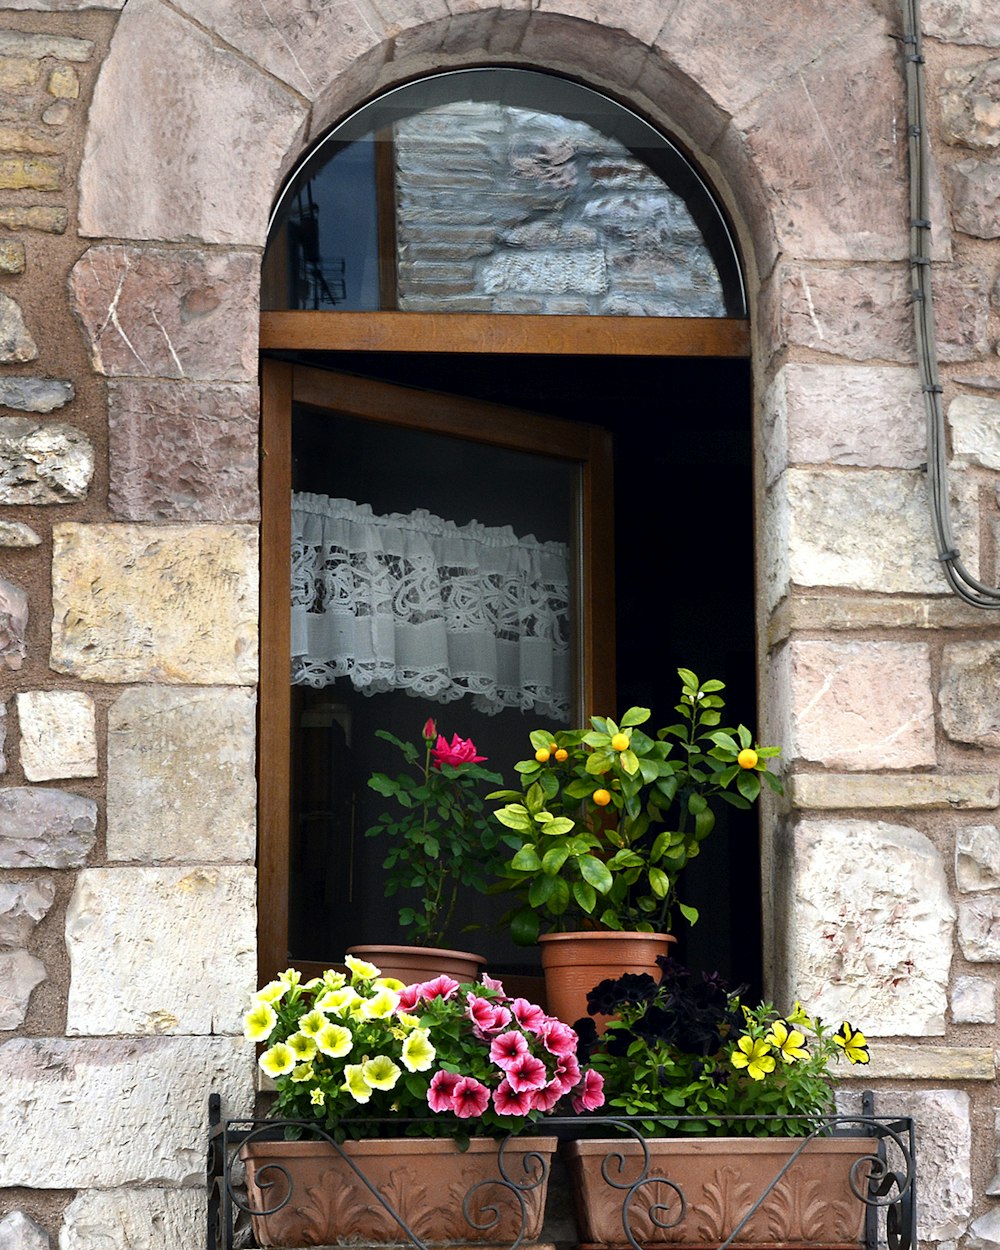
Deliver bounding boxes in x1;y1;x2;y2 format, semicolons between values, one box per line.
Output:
322;970;346;990
278;968;302;989
834;1021;870;1065
259;1042;296;1078
253;980;286;1006
375;977;405;992
286;1031;317;1062
315;1023;353;1058
401;1028;435;1073
310;1087;326;1107
786;1000;814;1030
345;955;381;981
316;987;361;1017
360;988;400;1020
242;1001;277;1042
397;1012;421;1030
297;1010;329;1038
766;1019;810;1063
731;1036;776;1081
290;1062;314;1083
362;1055;402;1090
342;1063;373;1104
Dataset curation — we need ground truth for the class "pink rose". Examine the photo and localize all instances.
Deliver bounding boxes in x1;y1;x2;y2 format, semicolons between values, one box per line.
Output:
422;718;437;741
431;733;487;769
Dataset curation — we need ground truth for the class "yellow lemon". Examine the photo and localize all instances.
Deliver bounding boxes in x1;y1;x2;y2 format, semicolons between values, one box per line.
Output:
554;747;568;762
593;788;612;806
535;748;551;763
610;732;629;752
737;748;758;769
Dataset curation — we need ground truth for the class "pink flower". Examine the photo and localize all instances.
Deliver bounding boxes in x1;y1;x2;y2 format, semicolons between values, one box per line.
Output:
550;1053;581;1095
467;994;511;1033
480;974;507;997
452;1076;490;1118
540;1019;577;1057
422;718;437;741
397;984;422;1012
489;1030;529;1070
511;998;546;1033
431;733;486;769
530;1081;564;1112
419;975;460;1001
427;1070;462;1113
493;1080;534;1116
505;1053;548;1093
572;1068;606;1113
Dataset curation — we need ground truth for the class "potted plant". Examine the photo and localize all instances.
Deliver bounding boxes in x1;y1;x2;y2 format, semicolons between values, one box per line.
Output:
489;669;781;1023
239;955;607;1247
566;959;875;1248
352;718;506;982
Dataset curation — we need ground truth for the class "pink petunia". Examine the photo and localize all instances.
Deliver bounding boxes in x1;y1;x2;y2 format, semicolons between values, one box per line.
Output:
511;998;546;1033
493;1080;534;1116
489;1030;529;1069
540;1019;578;1057
572;1068;606;1113
431;734;486;769
504;1053;548;1093
397;984;422;1012
419;975;460;1001
427;1070;462;1113
452;1076;490;1118
530;1081;564;1112
480;974;508;998
550;1053;581;1095
467;994;512;1034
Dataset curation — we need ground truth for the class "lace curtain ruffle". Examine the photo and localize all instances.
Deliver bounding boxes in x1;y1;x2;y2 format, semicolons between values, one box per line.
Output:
291;494;571;719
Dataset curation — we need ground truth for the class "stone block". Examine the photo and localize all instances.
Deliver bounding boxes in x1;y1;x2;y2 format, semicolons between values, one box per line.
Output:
0;416;94;503
17;691;97;782
0;576;27;670
0;206;65;233
940;59;1000;147
0;241;24;274
78;1;307;246
787;771;1000;811
0;877;54;947
0;1036;253;1186
951;974;995;1023
0;521;40;546
0;57;40;89
69;246;260;382
0;156;61;191
61;1189;203;1250
959;896;1000;960
836;1087;970;1242
764;467;974;607
785;819;954;1036
0;293;36;362
107;686;256;863
108;379;260;521
768;591;1000;639
42;101;70;127
773;640;935;770
0;31;93;60
47;66;78;99
947;158;1000;238
0;701;5;774
840;1043;994;1080
50;523;259;685
0;1211;49;1250
762;363;925;486
0;378;73;412
0;949;45;1029
66;866;256;1036
0;127;61;157
949;394;1000;466
0;787;97;868
939;643;1000;747
956;823;1000;891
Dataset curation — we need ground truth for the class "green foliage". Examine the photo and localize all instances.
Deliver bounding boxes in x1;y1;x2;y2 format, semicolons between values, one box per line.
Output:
489;669;782;939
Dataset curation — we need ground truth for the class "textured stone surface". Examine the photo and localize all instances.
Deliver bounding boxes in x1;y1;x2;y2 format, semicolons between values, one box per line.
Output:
773;640;935;769
948;158;1000;238
765;468;973;607
17;690;97;782
0;701;5;775
0;241;25;274
0;877;55;947
788;771;1000;811
950;394;1000;466
0;576;27;671
61;1189;203;1250
66;866;255;1036
0;787;97;867
959;897;1000;961
769;591;1000;640
952;975;995;1023
69;246;260;382
50;523;259;685
0;206;65;233
956;823;1000;891
78;0;307;245
762;363;925;485
0;520;40;546
0;293;36;362
939;643;1000;747
786;820;954;1036
837;1087;970;1242
108;379;260;521
0;30;92;59
846;1044;994;1080
0;1036;252;1186
0;948;45;1029
0;1210;49;1250
941;59;1000;147
0;416;94;503
107;686;256;863
0;377;73;412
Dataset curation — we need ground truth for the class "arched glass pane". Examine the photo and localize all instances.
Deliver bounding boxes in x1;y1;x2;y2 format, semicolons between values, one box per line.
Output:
263;69;745;317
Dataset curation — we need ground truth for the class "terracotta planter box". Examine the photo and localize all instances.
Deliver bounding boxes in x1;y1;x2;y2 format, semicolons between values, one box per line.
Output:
240;1135;556;1248
565;1136;873;1249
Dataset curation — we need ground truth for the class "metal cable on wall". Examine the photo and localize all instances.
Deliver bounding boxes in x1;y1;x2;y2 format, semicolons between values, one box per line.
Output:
902;0;1000;607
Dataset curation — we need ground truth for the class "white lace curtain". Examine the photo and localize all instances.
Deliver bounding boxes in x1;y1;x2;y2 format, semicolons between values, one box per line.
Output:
291;494;571;718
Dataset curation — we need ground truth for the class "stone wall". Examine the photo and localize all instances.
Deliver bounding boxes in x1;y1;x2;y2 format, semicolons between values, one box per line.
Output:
0;1;997;1248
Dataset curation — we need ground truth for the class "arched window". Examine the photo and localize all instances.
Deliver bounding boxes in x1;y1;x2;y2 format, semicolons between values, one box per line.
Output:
259;69;757;998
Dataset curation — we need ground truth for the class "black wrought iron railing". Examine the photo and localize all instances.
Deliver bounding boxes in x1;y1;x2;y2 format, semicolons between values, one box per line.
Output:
207;1091;915;1250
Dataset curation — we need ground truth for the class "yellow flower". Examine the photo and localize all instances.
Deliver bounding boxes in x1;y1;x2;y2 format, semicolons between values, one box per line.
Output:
786;1000;813;1029
287;1031;317;1062
242;1001;277;1042
401;1028;435;1073
290;1062;314;1083
278;968;301;989
302;977;324;991
315;1023;353;1058
310;1087;326;1107
362;1055;402;1090
259;1043;296;1078
834;1021;870;1065
253;980;286;1005
397;1012;421;1030
316;987;361;1017
731;1036;776;1081
297;1010;329;1038
375;977;405;992
766;1019;809;1063
322;970;346;990
360;987;399;1020
342;1063;373;1104
345;955;381;981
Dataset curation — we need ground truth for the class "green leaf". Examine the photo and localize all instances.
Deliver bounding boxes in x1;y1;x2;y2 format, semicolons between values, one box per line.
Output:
708;731;739;753
700;680;725;693
678;901;699;925
578;854;613;893
648;867;669;898
510;846;542;871
573;879;597;913
528;875;558;907
542;844;571;874
494;806;533;833
586;750;615;775
510;908;540;945
677;667;699;689
620;748;639;776
620;707;651;727
736;770;761;801
540;817;576;836
737;724;753;749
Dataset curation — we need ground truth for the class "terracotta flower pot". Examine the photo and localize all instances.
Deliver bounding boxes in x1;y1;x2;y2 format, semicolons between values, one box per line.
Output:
538;930;675;1029
565;1135;873;1249
240;1135;556;1248
345;943;486;984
